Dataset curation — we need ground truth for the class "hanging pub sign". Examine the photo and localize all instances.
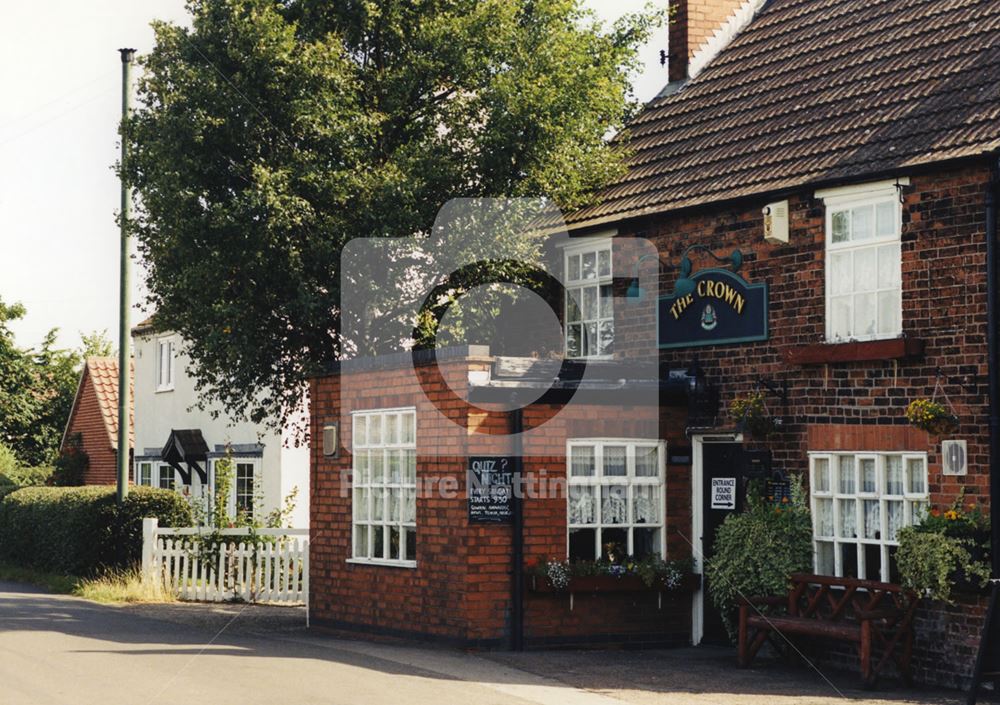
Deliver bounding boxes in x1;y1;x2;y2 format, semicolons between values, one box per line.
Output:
658;269;768;349
467;456;513;523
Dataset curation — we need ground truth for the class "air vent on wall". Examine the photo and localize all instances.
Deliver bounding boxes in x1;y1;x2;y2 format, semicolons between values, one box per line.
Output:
942;440;967;476
762;200;789;244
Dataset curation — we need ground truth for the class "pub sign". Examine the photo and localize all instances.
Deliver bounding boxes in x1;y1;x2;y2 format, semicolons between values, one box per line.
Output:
658;269;768;349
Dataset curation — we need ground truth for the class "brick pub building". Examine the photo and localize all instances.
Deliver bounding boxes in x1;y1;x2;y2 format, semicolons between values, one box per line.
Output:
311;0;1000;689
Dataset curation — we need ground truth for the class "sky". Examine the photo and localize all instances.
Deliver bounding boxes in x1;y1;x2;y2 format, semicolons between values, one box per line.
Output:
0;1;670;352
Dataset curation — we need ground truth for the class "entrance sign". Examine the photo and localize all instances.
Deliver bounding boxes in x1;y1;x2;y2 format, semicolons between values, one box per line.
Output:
658;269;768;349
711;477;737;510
468;456;513;523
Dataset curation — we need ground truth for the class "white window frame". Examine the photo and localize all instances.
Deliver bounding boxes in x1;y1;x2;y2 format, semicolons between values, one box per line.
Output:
818;180;906;343
809;451;928;583
155;337;175;392
157;464;176;490
233;460;258;519
563;238;614;359
349;407;417;568
566;439;666;561
136;461;152;486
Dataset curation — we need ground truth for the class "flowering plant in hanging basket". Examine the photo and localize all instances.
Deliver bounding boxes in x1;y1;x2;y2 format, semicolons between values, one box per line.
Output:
905;399;959;435
729;391;776;438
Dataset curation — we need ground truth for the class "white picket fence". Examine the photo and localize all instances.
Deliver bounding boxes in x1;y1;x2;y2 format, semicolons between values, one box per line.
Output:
141;518;309;611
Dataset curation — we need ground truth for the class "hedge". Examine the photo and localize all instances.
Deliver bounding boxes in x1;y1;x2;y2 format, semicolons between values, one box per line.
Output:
0;485;193;576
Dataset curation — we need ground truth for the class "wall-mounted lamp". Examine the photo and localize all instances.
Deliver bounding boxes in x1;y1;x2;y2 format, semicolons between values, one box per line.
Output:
322;423;339;458
626;245;744;303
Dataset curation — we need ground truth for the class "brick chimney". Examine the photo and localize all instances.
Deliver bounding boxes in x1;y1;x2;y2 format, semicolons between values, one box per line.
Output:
668;0;754;83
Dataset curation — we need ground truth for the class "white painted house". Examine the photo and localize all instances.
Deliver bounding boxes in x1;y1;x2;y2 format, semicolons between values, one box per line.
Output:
131;317;308;528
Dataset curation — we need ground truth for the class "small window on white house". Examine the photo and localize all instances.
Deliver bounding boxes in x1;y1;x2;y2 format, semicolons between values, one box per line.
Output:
137;462;152;486
810;452;928;582
156;338;175;391
567;440;665;562
351;408;417;566
820;182;903;342
235;462;255;518
158;465;176;490
565;240;614;358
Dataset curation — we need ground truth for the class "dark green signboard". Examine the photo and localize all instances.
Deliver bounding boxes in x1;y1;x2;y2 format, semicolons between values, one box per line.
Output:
658;269;768;349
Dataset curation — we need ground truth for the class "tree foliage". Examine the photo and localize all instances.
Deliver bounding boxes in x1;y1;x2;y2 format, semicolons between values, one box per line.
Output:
125;0;660;427
0;297;110;466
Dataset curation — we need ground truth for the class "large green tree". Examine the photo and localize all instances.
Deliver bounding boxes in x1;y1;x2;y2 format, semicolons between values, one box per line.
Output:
0;299;112;466
125;0;659;427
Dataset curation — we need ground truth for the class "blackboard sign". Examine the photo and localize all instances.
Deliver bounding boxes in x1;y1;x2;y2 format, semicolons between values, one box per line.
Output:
766;479;791;507
658;269;768;349
468;456;513;523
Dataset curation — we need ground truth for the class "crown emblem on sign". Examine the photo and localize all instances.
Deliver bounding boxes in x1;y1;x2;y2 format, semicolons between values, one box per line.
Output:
701;304;717;331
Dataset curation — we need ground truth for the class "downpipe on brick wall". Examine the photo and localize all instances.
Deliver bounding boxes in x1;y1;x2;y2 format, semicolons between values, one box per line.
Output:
510;404;525;651
968;153;1000;705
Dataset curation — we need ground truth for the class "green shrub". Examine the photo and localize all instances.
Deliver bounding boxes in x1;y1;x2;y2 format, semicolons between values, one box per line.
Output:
0;485;192;576
2;465;53;487
51;433;88;486
704;476;813;641
0;441;54;500
0;443;18;477
896;492;990;603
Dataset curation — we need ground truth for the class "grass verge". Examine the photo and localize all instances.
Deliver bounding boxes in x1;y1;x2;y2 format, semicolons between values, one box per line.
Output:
0;563;176;604
0;561;80;594
73;568;177;604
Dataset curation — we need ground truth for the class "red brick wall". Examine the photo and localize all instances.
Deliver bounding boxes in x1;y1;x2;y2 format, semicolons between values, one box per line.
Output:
311;354;690;647
66;372;119;485
611;163;993;687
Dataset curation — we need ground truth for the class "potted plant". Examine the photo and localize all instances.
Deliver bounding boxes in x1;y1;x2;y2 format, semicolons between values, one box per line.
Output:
729;391;777;438
905;399;960;436
703;475;813;641
896;492;990;603
526;554;697;593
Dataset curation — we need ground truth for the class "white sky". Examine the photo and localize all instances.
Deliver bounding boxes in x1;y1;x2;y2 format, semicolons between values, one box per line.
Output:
0;1;669;351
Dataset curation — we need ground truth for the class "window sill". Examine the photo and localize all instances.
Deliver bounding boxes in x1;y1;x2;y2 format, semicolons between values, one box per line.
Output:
155;386;175;394
346;558;417;569
783;338;924;366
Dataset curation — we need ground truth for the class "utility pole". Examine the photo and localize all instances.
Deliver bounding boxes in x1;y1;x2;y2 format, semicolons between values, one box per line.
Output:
116;47;135;504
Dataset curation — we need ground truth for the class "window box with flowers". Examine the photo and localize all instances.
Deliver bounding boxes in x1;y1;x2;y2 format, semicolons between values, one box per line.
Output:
896;492;990;604
527;555;698;595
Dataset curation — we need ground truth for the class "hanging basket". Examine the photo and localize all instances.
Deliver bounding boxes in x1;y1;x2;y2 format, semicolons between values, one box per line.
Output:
730;392;776;438
905;399;959;436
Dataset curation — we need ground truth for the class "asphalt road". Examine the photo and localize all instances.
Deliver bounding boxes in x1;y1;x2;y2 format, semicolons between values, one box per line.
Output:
0;582;970;705
0;582;621;705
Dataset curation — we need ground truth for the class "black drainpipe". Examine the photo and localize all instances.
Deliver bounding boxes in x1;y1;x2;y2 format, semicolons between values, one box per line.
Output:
969;153;1000;705
989;155;1000;589
510;404;525;651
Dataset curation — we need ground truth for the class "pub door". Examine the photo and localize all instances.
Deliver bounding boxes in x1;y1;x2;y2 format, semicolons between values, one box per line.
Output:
699;441;744;645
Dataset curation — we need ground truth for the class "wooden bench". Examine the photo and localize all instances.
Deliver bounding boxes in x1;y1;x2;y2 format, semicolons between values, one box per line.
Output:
737;573;918;688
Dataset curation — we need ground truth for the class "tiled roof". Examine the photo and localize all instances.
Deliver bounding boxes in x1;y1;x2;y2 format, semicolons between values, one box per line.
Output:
564;0;1000;229
83;358;134;451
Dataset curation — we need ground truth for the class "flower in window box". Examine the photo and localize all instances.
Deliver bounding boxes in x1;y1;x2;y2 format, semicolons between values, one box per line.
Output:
896;489;990;602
